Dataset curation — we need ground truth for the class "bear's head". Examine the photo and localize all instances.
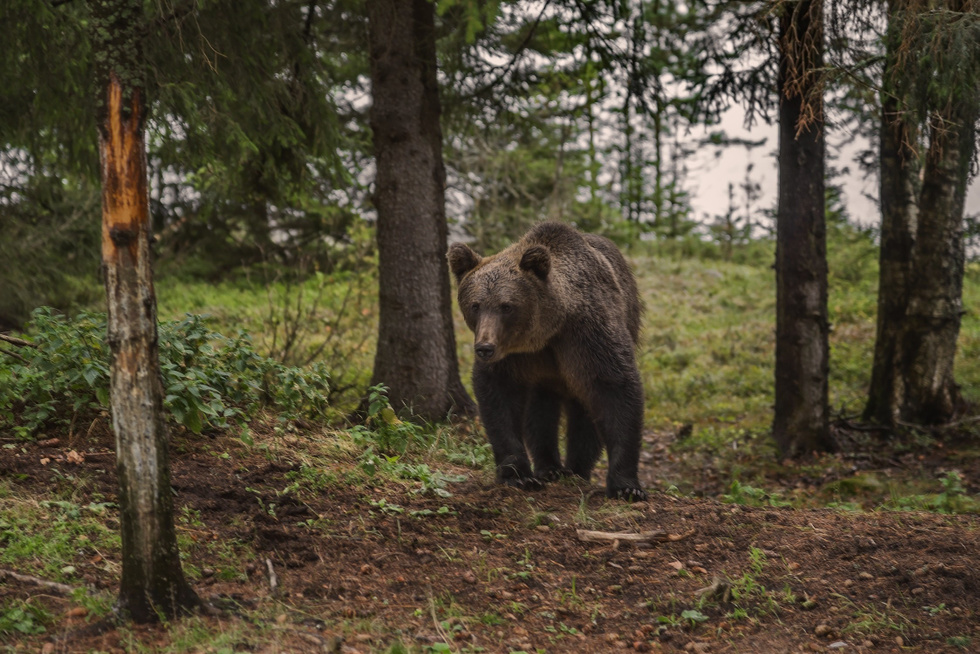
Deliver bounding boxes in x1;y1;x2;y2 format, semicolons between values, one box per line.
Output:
448;242;560;363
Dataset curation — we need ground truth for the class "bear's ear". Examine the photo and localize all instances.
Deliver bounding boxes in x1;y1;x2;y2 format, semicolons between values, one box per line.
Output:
519;245;550;280
447;243;481;283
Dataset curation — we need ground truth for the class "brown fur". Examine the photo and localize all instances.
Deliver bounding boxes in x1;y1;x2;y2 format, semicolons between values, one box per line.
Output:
448;222;647;500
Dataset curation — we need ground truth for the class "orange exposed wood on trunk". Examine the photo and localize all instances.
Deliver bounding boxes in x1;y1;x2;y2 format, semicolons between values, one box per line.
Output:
100;74;146;264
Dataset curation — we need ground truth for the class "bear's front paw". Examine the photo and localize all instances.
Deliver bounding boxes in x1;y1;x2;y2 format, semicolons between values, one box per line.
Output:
503;475;545;491
607;485;648;502
498;461;543;491
534;466;574;483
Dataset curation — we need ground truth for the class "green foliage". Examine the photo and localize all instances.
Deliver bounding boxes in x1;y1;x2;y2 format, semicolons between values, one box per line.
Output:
0;600;51;636
350;386;467;497
0;308;330;439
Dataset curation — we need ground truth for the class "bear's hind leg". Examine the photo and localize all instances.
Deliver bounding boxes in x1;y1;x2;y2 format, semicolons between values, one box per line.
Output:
564;399;602;481
524;387;570;482
592;379;647;501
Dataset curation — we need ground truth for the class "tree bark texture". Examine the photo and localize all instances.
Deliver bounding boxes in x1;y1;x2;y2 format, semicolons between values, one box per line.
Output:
92;0;199;622
367;0;475;420
772;0;832;457
865;0;919;426
895;102;974;423
866;0;977;426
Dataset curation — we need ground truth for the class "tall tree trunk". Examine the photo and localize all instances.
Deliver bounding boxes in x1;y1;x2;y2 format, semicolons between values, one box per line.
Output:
91;0;199;622
865;0;977;427
864;0;919;425
367;0;475;420
772;0;832;457
895;101;974;423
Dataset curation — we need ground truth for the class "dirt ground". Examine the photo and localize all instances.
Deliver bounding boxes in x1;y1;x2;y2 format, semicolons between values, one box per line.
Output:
2;426;979;654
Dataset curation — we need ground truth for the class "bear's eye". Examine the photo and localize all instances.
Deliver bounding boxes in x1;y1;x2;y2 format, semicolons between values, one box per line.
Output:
470;302;480;313
499;303;513;315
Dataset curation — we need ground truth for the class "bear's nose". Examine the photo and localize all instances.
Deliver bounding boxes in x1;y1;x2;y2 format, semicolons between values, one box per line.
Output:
475;343;496;360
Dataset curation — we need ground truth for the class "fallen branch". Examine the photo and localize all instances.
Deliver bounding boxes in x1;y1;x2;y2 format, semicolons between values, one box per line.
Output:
576;529;668;544
0;346;29;364
0;333;37;349
0;568;75;595
576;528;694;547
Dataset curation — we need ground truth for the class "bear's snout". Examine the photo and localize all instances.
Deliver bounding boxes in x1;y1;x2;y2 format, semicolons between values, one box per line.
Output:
475;343;496;360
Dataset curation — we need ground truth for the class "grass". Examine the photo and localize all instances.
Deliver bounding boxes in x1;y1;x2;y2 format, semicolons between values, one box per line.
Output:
2;225;980;651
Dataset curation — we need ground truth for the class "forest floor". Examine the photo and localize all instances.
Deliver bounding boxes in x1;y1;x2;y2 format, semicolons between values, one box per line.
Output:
2;419;979;654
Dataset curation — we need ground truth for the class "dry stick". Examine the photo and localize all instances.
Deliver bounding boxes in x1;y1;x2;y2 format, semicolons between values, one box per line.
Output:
0;346;29;364
265;558;279;594
576;529;666;544
0;333;37;348
0;568;75;595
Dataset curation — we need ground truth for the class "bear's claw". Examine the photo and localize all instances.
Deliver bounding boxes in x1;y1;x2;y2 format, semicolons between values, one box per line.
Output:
608;486;648;502
503;476;544;491
534;466;574;483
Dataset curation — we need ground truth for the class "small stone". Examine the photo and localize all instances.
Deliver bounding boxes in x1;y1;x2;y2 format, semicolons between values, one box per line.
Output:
843;579;854;588
858;572;873;580
633;641;650;652
895;636;904;647
788;562;801;571
862;641;874;648
462;571;477;584
828;641;847;649
814;624;832;637
606;632;621;642
911;587;924;596
536;525;550;532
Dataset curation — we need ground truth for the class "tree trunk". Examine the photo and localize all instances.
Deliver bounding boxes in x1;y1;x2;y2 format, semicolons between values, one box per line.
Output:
894;101;974;424
865;0;977;427
772;0;832;457
864;0;919;426
91;0;199;622
366;0;475;421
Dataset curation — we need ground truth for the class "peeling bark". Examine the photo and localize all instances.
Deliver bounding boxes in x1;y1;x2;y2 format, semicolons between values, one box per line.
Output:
366;0;475;421
772;0;832;457
92;0;198;622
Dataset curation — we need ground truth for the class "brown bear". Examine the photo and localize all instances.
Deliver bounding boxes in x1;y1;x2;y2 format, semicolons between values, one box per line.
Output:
448;222;646;500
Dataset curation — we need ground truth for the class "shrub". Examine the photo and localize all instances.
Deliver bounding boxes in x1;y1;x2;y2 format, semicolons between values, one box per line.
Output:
0;308;330;439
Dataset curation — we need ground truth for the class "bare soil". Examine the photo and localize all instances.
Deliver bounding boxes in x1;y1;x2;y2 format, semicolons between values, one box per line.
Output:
2;426;978;654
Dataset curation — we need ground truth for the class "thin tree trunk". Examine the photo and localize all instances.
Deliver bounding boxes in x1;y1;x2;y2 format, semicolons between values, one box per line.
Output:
367;0;475;420
92;0;199;622
772;0;832;457
864;0;918;425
